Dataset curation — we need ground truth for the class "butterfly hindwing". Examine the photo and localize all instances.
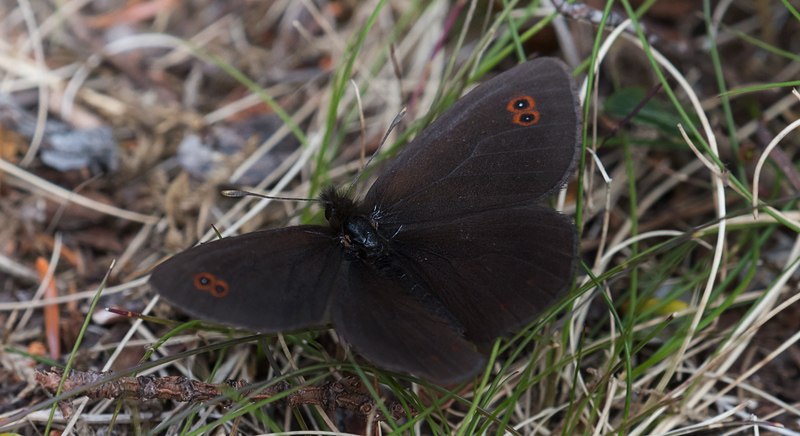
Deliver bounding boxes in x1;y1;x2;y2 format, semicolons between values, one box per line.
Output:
332;260;486;383
389;204;576;344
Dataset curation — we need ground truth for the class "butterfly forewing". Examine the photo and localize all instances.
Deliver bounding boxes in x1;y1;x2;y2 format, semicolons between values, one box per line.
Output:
150;227;343;332
365;58;581;223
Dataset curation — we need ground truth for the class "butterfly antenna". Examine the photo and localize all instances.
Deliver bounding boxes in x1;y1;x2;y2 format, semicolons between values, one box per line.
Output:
222;190;327;204
344;107;406;197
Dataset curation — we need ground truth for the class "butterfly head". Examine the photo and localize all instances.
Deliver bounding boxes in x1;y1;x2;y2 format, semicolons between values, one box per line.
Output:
320;186;357;231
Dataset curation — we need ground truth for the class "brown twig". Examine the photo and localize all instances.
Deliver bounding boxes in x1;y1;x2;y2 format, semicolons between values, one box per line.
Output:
36;367;416;422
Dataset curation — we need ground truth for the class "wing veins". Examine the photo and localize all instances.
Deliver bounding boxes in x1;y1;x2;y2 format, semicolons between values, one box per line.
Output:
387;125;572;209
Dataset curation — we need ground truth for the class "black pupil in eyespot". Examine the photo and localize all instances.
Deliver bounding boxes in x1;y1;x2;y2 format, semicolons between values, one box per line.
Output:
200;277;209;284
515;100;529;109
521;114;534;122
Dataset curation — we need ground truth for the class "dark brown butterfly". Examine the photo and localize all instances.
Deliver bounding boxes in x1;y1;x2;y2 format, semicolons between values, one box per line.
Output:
150;58;582;383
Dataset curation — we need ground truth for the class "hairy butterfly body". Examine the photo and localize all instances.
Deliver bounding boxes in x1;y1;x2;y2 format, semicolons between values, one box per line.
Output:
150;58;582;383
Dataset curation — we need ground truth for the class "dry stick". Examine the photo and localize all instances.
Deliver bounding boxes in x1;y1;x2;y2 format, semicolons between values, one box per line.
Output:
551;0;644;36
754;122;800;193
36;367;416;422
751;92;800;220
16;0;48;168
0;158;158;225
406;0;464;116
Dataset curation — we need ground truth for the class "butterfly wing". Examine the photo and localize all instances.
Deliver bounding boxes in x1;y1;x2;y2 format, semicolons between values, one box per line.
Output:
388;204;576;344
332;260;486;383
365;58;581;223
149;226;342;332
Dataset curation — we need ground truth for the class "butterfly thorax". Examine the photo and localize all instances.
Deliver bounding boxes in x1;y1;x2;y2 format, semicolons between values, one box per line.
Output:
321;186;388;261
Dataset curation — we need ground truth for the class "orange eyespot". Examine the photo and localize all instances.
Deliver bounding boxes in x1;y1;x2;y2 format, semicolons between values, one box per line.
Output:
211;280;229;297
506;96;536;113
513;111;540;126
194;272;215;291
507;96;540;126
193;272;229;298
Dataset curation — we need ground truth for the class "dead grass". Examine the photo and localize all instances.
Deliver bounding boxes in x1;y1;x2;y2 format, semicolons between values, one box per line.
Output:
1;0;800;435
